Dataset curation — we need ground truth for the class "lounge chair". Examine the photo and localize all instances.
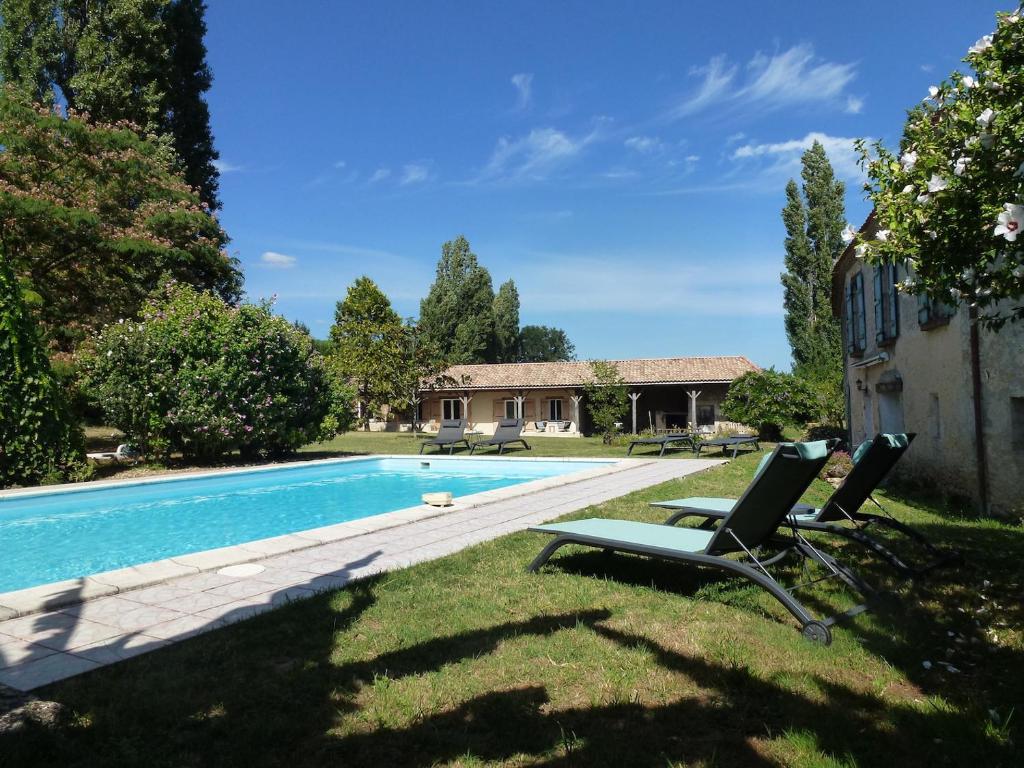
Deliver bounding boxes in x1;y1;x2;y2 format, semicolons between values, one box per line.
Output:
695;434;760;458
528;441;872;645
418;419;470;454
653;433;959;577
470;418;531;455
626;433;698;457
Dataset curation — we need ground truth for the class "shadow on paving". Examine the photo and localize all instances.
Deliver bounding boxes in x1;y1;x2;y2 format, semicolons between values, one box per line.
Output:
0;511;1020;766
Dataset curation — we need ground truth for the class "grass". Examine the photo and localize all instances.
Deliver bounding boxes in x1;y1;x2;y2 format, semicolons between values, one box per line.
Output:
3;448;1021;766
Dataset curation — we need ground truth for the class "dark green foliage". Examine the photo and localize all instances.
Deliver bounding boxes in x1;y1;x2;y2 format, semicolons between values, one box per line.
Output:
721;369;819;441
81;282;341;461
0;89;240;349
418;235;496;364
518;325;575;362
492;279;521;363
0;0;221;207
780;142;844;376
0;252;87;488
583;360;628;443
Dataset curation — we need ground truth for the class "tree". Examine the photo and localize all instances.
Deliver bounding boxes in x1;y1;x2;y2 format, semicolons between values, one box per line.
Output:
857;8;1024;329
82;281;339;461
331;277;412;426
583;361;628;443
0;89;240;349
418;235;495;364
0;0;221;207
518;325;575;362
720;369;819;441
0;253;86;488
492;278;520;362
780;141;845;377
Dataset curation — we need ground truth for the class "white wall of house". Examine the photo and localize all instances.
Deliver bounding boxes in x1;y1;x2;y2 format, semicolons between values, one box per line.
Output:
839;259;1024;516
419;389;582;436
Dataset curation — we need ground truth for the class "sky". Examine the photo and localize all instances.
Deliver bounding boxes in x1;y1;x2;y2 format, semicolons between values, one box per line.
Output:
204;0;1008;370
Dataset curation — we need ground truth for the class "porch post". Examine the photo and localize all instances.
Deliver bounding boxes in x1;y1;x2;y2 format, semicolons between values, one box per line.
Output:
459;395;473;425
570;394;583;433
513;395;526;420
411;395;421;436
686;389;702;431
628;391;642;434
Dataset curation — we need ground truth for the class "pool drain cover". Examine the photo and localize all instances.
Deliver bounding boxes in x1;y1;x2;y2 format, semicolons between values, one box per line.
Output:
218;563;266;578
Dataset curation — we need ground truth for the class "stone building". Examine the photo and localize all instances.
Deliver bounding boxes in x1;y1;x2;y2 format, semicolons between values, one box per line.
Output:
416;357;759;438
833;218;1024;516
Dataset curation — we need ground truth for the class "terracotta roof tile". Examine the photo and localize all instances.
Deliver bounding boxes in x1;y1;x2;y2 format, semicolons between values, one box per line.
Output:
429;356;760;391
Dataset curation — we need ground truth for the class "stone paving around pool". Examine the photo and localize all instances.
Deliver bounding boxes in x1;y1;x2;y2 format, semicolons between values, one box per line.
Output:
0;457;722;691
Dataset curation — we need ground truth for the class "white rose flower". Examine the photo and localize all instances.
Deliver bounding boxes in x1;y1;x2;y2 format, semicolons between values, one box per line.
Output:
902;184;916;194
976;108;996;128
927;174;948;193
841;225;857;244
877;229;891;241
954;156;971;176
994;203;1024;242
917;192;931;204
968;34;993;54
854;244;869;259
962;75;977;88
900;150;918;170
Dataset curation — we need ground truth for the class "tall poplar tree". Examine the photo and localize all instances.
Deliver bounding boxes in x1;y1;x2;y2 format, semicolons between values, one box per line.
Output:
492;279;520;363
418;235;496;364
780;141;844;377
0;0;221;207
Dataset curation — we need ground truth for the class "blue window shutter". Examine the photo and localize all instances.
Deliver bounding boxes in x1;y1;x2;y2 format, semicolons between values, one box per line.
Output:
917;292;931;325
855;272;867;351
845;280;854;353
873;266;884;343
889;264;900;339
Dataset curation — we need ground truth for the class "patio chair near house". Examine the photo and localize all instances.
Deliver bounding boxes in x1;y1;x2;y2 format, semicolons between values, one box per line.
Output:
418;419;470;454
470;418;531;455
528;441;874;645
652;433;960;577
86;443;140;465
695;434;760;458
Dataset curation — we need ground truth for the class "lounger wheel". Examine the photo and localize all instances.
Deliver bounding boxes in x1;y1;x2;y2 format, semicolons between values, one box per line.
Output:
801;620;832;645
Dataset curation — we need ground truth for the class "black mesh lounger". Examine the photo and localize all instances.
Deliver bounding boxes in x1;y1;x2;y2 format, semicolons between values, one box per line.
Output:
470;418;531;455
695;435;761;458
626;433;698;457
529;441;875;646
419;419;471;454
652;433;960;577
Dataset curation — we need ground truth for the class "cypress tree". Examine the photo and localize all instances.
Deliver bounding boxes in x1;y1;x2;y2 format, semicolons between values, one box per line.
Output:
419;236;495;364
780;141;845;377
492;279;521;363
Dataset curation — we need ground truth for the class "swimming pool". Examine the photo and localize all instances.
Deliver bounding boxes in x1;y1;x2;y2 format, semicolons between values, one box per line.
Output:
0;457;611;594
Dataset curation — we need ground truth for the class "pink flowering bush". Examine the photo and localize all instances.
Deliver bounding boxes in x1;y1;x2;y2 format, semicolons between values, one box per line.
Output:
80;282;353;461
857;8;1024;328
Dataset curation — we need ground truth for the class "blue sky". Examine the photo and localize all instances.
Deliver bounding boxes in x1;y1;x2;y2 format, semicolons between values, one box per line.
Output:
204;1;1006;370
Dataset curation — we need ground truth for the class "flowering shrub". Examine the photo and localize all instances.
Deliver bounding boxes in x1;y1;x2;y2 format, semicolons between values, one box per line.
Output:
721;370;819;441
81;282;351;461
857;8;1024;329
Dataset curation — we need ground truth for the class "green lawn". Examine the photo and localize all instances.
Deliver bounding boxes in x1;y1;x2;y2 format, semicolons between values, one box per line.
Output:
4;449;1021;766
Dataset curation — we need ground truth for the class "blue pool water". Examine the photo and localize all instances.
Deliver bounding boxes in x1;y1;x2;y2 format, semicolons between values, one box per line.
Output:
0;457;608;593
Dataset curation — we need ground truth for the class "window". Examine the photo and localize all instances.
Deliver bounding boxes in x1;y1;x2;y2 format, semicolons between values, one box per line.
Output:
441;398;462;421
873;263;900;344
845;271;867;355
548;399;563;421
504;399;517;419
928;394;941;440
917;292;954;329
697;405;715;426
1012;398;1024;452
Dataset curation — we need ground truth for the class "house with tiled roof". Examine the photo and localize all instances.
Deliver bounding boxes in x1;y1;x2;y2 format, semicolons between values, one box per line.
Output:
416;356;760;437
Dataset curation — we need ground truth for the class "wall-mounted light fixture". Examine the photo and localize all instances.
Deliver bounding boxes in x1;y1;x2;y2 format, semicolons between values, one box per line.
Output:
855;378;864;391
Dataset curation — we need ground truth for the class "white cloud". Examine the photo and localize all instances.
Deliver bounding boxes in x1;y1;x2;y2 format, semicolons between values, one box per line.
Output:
731;131;866;180
624;135;665;153
844;95;864;114
260;251;297;269
478;125;600;182
920;63;934;72
333;160;347;169
369;168;391;183
213;159;243;173
511;72;533;110
399;163;429;185
510;251;780;315
668;44;857;119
